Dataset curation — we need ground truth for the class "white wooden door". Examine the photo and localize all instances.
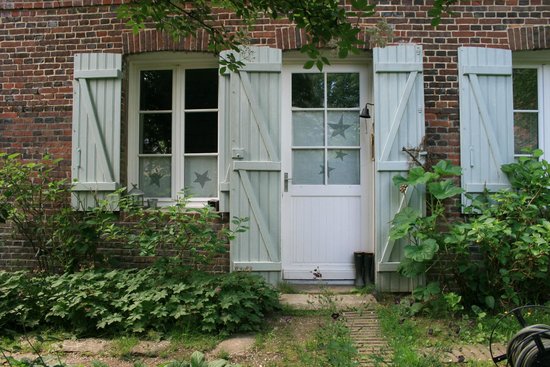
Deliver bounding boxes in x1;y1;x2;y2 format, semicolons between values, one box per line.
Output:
281;64;372;280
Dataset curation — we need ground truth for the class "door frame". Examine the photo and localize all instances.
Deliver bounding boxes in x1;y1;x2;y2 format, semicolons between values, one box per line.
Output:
280;57;375;281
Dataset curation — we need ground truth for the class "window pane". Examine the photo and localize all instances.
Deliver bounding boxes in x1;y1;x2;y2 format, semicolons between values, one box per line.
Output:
327;73;359;108
513;69;538;110
327;112;360;147
140;70;172;110
292;73;324;108
184;112;217;153
514;112;538;154
185;69;218;109
328;149;360;185
293;111;324;146
140;113;172;154
140;156;171;197
293;150;324;185
184;156;217;198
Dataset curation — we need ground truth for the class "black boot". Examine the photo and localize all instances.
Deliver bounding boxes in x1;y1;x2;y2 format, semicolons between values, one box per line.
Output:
363;252;374;284
354;252;365;287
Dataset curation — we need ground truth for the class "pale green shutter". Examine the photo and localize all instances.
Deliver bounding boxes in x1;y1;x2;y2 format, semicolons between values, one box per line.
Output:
71;53;122;209
459;47;513;203
374;44;425;292
220;47;282;284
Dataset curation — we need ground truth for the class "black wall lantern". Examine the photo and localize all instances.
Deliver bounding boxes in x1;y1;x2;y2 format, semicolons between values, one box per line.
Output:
360;103;374;119
128;183;145;208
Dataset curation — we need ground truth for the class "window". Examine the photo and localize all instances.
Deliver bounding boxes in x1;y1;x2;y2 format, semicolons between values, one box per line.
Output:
512;50;550;158
128;57;219;205
513;68;539;155
290;72;361;185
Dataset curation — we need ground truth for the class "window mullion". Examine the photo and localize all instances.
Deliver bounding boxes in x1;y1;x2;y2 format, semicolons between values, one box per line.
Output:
174;66;185;201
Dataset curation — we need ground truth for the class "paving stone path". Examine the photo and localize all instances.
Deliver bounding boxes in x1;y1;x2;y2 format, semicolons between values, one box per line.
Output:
344;309;392;366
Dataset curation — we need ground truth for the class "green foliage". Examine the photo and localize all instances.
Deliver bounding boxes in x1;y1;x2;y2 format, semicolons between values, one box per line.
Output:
0;269;280;335
117;1;457;71
389;160;463;278
0;152;246;274
0;153;124;272
444;151;550;308
299;318;358;367
185;351;240;367
120;197;248;269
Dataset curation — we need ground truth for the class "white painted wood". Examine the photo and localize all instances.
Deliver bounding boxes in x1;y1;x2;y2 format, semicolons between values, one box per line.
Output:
72;53;122;209
221;47;283;284
374;44;425;292
233;262;282;271
281;63;372;281
459;47;513;203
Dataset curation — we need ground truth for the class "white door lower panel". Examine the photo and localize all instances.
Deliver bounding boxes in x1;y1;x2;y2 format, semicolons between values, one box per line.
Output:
283;195;362;280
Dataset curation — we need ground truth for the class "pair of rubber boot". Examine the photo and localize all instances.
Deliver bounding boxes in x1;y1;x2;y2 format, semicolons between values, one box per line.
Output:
354;252;374;287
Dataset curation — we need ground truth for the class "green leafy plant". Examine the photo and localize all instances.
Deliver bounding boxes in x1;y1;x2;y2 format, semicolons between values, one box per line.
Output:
0;153;128;273
390;160;463;278
121;196;248;270
444;150;550;308
0;269;280;335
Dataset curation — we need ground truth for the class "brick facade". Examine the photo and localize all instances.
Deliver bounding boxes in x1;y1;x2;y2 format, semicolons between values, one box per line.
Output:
1;0;550;270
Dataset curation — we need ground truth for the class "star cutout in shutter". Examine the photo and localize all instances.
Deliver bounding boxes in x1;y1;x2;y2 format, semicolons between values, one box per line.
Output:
334;150;348;161
319;164;335;177
328;114;351;138
193;170;212;188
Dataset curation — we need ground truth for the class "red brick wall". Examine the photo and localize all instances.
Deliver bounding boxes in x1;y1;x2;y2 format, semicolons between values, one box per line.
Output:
1;0;550;270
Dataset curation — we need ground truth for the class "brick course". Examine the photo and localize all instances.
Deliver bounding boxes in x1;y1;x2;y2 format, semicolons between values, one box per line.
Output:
1;0;550;270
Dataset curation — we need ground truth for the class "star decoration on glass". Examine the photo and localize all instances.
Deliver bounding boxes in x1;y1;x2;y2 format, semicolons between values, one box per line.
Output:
334;150;348;161
193;170;212;188
319;164;335;177
328;114;351;138
148;172;162;187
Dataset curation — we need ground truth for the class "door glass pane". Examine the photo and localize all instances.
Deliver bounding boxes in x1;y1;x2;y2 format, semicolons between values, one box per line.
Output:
513;69;538;110
328;149;360;185
140;113;172;154
327;112;360;147
293;150;324;185
140;156;171;197
184;156;217;198
185;69;218;109
292;73;324;108
327;73;359;108
514;112;538;154
140;70;172;111
293;111;324;146
185;112;218;153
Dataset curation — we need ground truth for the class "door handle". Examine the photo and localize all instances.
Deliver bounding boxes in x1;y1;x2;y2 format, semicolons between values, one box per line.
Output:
284;172;292;192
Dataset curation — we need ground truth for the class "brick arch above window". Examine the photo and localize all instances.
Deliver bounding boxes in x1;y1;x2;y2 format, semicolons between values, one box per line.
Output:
122;29;212;54
122;27;373;55
508;25;550;52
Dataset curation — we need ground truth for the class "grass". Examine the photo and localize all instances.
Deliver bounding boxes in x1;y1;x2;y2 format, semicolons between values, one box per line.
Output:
110;336;139;358
376;300;550;367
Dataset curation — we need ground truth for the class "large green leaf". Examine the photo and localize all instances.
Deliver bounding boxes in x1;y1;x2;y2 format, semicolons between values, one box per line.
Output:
393;167;438;187
390;207;420;240
404;239;439;262
432;160;462;176
428;179;464;200
398;257;427;277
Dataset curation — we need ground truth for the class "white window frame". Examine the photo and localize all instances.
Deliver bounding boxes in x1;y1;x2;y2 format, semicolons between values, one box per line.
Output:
513;51;550;160
127;53;219;207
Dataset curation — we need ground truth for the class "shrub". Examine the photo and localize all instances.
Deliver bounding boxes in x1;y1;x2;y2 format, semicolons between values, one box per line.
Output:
392;151;550;310
0;152;247;273
444;151;550;308
0;153;125;273
0;268;280;335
